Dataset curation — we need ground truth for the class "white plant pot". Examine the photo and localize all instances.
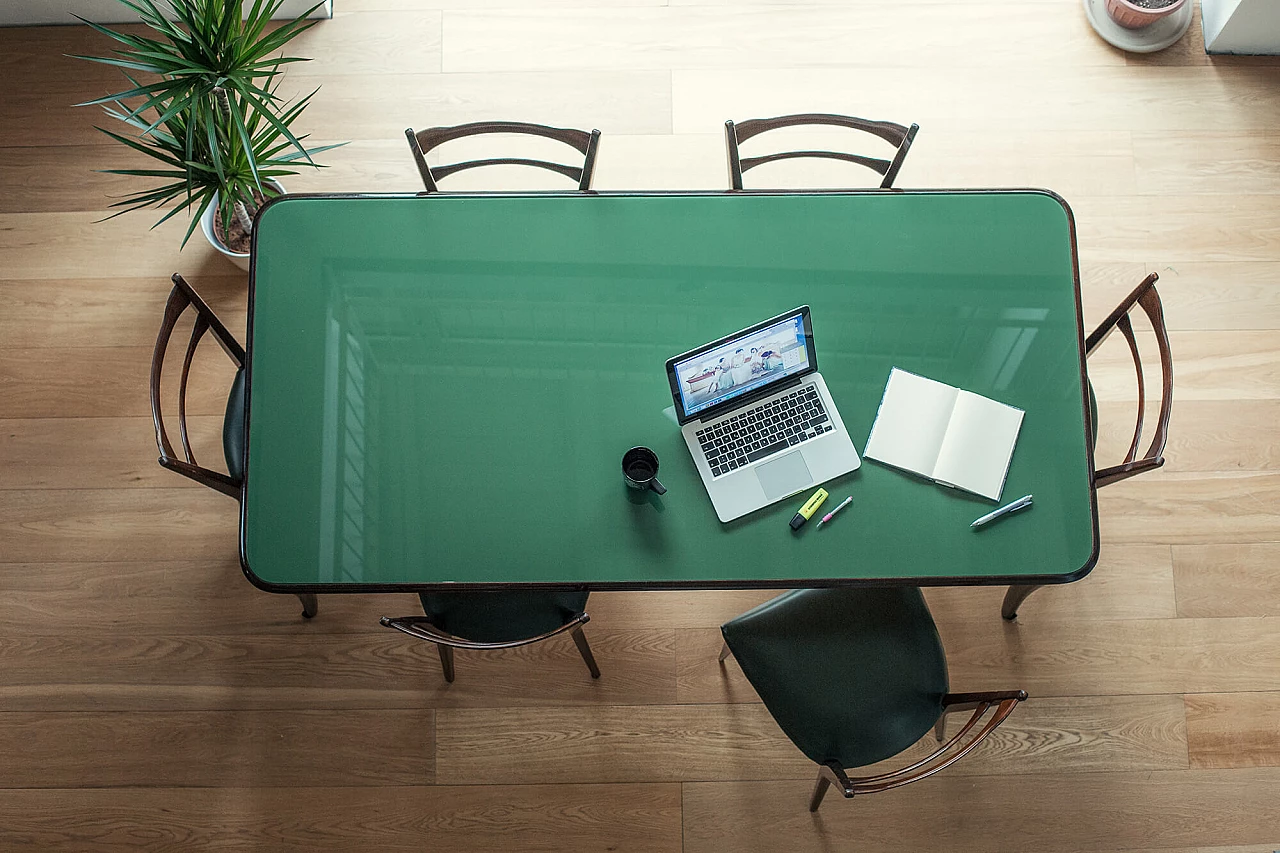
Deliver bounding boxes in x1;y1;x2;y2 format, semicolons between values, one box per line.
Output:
200;180;284;272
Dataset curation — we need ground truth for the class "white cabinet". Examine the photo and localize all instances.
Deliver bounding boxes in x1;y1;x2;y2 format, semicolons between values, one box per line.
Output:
1203;0;1280;54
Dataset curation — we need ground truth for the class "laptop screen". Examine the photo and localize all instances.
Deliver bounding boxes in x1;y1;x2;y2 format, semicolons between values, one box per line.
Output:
672;311;812;419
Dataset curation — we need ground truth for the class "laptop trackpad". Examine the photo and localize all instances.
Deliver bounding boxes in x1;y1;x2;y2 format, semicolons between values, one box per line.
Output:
755;451;813;501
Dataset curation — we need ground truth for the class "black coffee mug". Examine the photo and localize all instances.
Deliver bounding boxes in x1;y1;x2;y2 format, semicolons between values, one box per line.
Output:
623;446;666;495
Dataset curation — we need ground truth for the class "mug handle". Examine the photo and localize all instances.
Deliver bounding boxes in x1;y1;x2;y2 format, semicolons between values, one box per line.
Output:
649;478;667;496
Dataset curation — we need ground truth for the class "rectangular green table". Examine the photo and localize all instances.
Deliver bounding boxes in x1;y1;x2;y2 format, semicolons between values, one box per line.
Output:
241;190;1098;592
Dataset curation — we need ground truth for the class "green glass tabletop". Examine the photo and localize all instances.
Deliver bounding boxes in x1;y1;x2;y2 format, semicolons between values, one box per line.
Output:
242;191;1097;591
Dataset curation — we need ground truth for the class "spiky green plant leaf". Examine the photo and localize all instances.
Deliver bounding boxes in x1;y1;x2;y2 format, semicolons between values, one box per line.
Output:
74;0;341;249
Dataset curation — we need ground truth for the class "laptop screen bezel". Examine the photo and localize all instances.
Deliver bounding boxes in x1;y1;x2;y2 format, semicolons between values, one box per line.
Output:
666;306;817;425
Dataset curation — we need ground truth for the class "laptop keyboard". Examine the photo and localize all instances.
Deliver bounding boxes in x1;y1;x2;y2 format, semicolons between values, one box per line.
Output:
695;384;835;477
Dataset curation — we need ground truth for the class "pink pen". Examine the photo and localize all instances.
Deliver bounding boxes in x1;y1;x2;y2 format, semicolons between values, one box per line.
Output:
816;496;853;528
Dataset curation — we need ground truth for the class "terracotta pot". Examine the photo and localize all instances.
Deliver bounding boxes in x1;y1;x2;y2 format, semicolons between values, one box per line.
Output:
1104;0;1187;29
200;179;284;272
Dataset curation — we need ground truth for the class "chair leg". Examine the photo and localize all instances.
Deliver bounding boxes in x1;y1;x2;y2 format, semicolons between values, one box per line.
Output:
718;640;732;663
571;625;601;679
1001;584;1043;620
809;768;832;812
438;644;456;683
297;593;318;619
934;712;947;743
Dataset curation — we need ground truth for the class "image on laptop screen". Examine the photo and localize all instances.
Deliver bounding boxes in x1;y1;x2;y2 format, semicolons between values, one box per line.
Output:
674;313;811;417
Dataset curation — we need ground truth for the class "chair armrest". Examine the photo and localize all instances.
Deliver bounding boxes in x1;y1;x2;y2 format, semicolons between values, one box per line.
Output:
822;690;1027;798
943;689;1029;708
158;457;242;499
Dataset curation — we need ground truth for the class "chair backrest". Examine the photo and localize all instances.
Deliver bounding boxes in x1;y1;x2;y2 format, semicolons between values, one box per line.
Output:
149;273;245;499
405;121;601;192
1086;272;1173;488
725;113;919;190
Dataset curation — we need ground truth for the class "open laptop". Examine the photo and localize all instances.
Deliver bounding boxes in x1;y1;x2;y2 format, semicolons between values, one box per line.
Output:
666;306;860;522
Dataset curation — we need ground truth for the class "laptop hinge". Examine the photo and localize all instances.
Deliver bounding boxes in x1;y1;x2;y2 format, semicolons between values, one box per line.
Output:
698;374;805;423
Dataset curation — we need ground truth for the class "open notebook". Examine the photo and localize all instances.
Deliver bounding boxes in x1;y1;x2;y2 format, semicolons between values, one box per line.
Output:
863;368;1025;501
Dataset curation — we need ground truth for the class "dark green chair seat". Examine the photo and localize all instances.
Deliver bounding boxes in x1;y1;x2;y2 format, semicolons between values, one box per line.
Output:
418;589;589;645
722;587;947;769
382;589;600;683
720;587;1026;811
224;368;246;483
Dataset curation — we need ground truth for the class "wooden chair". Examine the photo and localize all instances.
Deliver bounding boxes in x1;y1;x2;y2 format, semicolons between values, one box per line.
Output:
1002;272;1173;620
380;590;600;683
149;273;318;619
719;587;1026;812
405;121;601;192
725;113;919;190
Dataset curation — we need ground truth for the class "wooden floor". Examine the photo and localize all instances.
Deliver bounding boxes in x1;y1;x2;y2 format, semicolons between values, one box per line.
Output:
3;1;1280;850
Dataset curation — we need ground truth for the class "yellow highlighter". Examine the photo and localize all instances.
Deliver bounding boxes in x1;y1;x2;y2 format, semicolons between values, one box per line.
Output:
790;488;828;531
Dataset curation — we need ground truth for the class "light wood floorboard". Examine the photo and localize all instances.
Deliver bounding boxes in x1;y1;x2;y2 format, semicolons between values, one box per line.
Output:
1096;472;1280;544
922;544;1177;623
442;5;1124;73
435;695;1188;784
0;560;407;636
1185;692;1280;769
0;417;225;489
0;346;237;419
1134;133;1280;195
0;488;239;562
1134;262;1280;332
682;769;1280;853
1172;543;1280;618
1102;400;1280;472
0;629;676;712
672;66;1280;134
0;784;682;852
0;276;245;345
0;709;435;788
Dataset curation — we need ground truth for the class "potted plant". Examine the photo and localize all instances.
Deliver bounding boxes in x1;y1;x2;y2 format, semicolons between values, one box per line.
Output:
74;0;342;269
1105;0;1188;29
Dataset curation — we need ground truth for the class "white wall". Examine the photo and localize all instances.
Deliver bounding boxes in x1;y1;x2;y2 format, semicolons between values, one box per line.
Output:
0;0;331;27
1203;0;1280;54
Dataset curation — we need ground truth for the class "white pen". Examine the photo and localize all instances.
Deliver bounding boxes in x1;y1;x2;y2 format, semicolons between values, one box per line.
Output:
816;496;854;528
971;494;1033;528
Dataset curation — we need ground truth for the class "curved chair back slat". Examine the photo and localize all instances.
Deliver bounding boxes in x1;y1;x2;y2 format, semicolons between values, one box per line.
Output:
432;157;584;182
177;313;209;464
380;612;589;651
149;273;244;499
726;113;919;190
1086;272;1173;488
406;121;601;192
739;150;893;176
380;590;601;683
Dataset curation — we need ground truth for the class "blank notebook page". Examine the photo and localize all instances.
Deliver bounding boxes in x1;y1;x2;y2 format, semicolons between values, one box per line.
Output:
932;391;1025;501
863;369;959;477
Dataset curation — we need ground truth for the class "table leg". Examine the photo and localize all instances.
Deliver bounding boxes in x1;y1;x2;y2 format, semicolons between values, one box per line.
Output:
1001;585;1042;620
297;593;318;619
